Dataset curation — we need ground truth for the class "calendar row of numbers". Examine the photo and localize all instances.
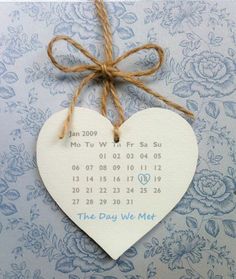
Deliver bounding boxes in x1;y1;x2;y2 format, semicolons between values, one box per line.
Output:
97;152;162;160
72;164;162;171
72;176;161;182
72;187;161;194
72;198;137;205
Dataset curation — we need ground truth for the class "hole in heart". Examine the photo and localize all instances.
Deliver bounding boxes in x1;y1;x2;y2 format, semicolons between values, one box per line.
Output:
114;136;119;143
113;126;120;143
113;132;120;143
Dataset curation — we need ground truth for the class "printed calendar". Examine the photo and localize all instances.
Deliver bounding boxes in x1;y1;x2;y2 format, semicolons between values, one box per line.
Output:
69;134;163;222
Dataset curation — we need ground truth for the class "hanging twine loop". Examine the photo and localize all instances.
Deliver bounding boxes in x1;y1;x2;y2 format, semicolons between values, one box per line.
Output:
47;0;194;142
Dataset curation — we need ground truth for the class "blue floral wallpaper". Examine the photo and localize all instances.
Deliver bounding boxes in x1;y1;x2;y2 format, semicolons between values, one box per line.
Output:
0;1;236;278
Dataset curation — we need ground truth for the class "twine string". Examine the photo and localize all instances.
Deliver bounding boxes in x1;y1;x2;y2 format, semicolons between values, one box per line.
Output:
47;0;194;141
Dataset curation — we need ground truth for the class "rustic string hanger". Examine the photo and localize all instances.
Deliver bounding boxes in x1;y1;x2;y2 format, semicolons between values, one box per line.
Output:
47;0;194;142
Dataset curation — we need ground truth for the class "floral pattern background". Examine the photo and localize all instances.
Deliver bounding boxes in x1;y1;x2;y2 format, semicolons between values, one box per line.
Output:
0;1;236;278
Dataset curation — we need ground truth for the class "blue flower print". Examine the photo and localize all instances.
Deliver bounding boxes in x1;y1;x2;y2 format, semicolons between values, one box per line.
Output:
0;25;42;65
20;3;59;26
1;261;45;279
55;3;104;39
0;178;20;216
18;107;51;136
25;61;78;96
174;51;236;98
56;231;116;273
21;224;45;256
0;144;34;183
54;2;136;40
26;180;59;211
160;230;206;270
0;62;18;100
161;1;206;35
175;169;236;215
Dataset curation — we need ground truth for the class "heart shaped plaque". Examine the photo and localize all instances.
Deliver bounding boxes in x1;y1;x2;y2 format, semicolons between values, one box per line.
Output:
37;107;198;259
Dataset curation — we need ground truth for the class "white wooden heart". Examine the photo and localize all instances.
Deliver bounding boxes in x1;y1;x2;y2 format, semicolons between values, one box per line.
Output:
37;107;198;259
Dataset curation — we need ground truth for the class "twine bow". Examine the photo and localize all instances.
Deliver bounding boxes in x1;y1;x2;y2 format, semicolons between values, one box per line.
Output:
47;0;194;142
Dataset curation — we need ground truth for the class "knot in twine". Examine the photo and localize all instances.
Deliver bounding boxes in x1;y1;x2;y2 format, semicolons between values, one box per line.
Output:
47;0;194;142
100;64;115;79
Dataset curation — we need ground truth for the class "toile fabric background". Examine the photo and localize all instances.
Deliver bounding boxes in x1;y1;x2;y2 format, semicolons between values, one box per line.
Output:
0;1;236;278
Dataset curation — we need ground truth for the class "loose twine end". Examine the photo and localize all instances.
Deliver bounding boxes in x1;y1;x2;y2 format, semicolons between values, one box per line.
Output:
59;134;64;140
47;0;194;141
59;126;66;140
